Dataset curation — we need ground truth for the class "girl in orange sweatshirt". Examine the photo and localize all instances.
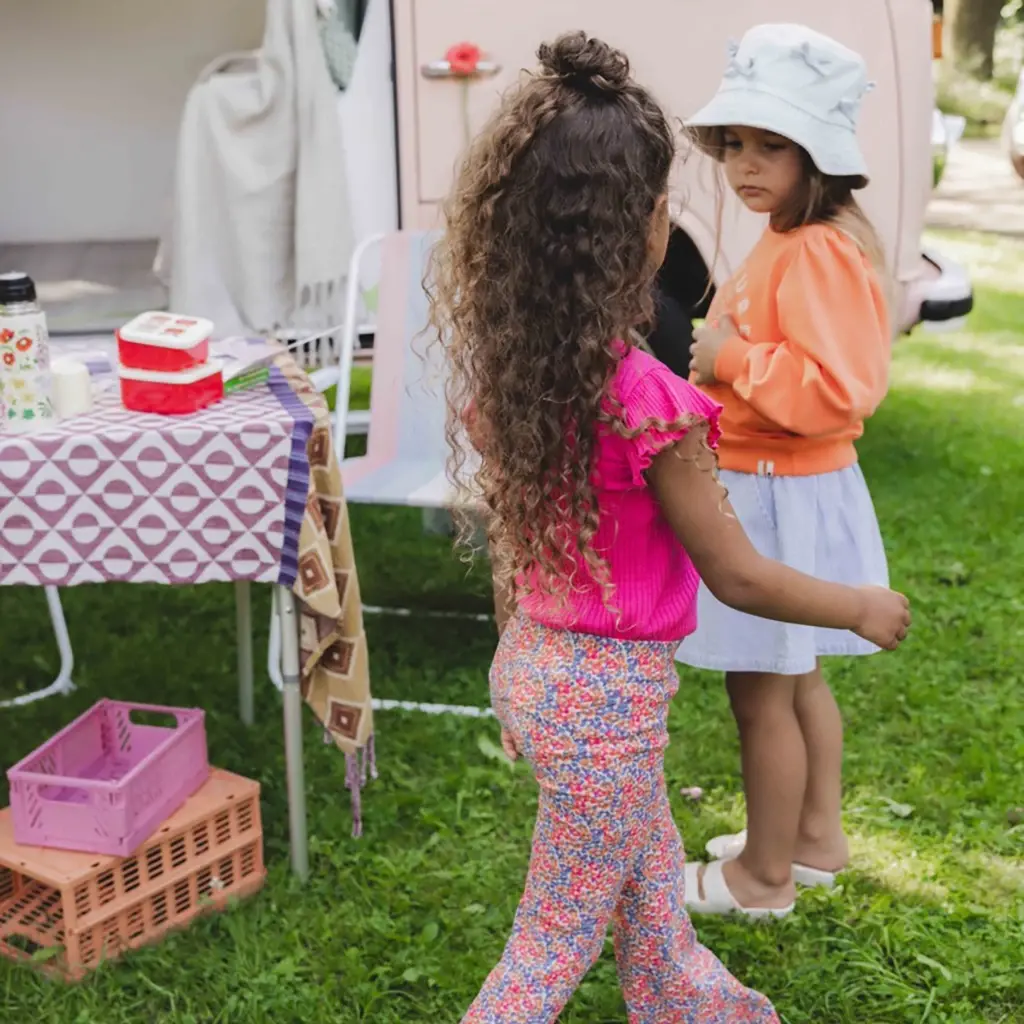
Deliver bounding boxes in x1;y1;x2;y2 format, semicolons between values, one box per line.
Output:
677;24;893;917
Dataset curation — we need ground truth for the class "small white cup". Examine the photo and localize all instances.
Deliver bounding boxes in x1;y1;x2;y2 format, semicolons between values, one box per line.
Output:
51;358;93;419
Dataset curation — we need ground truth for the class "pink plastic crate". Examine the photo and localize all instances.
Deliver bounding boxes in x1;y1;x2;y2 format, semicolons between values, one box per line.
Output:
6;700;210;857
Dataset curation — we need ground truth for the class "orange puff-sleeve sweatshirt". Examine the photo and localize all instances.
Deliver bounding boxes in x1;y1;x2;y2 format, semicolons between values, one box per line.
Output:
695;222;891;477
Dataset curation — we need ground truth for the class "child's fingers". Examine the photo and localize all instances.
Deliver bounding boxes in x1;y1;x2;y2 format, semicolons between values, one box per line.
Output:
501;728;519;762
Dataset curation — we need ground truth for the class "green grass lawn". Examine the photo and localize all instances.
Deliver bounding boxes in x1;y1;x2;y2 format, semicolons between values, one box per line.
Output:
1;232;1022;1023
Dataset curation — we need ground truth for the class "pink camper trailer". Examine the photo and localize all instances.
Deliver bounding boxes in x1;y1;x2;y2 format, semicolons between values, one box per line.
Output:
382;0;971;341
0;1;969;360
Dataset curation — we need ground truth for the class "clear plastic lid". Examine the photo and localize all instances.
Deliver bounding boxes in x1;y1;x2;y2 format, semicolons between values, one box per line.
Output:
117;311;214;350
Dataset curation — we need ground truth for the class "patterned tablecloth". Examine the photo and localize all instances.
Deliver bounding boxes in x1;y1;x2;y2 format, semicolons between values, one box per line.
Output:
0;356;373;821
0;375;301;588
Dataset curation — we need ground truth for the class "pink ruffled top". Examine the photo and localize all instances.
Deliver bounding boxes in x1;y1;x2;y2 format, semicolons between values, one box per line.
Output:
519;346;722;642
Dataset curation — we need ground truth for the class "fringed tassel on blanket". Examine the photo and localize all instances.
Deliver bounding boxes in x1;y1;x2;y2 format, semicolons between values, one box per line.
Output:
345;752;363;838
363;734;378;784
341;736;376;838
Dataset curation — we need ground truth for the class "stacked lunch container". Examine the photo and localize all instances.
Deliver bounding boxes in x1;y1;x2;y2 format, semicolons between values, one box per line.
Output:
116;312;224;415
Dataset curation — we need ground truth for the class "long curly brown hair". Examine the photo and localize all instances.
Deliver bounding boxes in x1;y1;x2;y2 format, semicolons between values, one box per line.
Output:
427;33;675;604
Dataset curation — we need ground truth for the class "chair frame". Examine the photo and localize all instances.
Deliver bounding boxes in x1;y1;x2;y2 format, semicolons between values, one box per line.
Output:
265;231;494;718
0;586;75;709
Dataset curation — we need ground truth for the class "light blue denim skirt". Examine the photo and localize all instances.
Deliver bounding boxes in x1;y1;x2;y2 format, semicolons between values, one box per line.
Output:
676;464;889;676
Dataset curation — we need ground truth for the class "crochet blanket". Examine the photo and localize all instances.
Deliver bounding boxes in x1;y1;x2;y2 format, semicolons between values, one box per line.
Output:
276;356;375;835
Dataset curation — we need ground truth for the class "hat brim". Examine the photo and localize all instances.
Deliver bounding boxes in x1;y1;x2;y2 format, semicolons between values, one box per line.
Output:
686;89;869;185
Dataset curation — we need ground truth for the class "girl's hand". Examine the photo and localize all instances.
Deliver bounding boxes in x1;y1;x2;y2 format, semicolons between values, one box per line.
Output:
690;314;740;386
853;586;912;650
500;727;520;762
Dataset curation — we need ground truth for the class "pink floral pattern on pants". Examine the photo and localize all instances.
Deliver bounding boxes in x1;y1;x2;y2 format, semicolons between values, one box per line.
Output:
462;615;778;1024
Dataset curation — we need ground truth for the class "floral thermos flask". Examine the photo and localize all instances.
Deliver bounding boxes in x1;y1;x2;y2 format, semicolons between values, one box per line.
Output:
0;272;56;431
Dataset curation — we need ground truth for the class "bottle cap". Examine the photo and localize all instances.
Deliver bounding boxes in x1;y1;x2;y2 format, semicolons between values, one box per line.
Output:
0;272;37;305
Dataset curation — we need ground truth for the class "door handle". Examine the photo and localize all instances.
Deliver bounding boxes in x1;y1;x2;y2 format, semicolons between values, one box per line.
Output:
421;60;502;79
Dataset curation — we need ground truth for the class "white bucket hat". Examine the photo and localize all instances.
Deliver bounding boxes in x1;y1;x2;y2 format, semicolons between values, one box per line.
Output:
686;23;874;186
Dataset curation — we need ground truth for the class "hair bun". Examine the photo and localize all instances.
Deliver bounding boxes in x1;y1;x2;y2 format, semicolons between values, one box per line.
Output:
537;32;630;90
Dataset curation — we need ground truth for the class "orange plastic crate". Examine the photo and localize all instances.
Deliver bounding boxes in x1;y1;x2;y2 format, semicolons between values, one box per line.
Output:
0;768;265;980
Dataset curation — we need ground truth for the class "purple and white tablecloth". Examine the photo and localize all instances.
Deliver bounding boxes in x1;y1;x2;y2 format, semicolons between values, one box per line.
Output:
0;370;313;588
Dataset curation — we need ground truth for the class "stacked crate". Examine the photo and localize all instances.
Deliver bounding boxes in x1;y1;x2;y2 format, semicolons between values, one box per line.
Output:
1;700;265;979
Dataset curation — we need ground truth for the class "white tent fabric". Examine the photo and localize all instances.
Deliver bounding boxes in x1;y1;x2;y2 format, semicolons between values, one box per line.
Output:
160;0;353;337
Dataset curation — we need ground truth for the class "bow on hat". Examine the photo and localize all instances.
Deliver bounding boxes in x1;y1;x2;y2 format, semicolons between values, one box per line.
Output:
792;40;832;76
833;82;876;125
724;39;756;79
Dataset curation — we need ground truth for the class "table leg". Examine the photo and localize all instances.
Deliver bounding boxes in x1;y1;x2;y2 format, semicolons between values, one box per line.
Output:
235;580;254;726
0;587;76;710
267;597;284;693
276;585;309;881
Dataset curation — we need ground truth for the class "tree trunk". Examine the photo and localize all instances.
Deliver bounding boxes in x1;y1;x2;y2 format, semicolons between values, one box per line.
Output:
945;0;1006;79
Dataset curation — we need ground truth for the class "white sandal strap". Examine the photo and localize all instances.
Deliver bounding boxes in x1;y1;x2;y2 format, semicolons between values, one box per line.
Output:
685;860;740;913
684;860;795;920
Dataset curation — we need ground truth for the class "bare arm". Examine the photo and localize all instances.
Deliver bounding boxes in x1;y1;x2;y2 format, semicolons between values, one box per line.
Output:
646;426;867;631
488;540;521;762
489;543;517;637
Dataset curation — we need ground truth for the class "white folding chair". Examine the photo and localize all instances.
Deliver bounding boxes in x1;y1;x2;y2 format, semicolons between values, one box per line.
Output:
337;231;464;507
266;231;492;717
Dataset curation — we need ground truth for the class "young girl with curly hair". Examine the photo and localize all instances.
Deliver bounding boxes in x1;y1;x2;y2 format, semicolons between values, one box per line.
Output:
429;32;910;1023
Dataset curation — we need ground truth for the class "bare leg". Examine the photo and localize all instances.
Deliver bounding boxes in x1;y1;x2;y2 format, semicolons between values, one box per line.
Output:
792;662;848;871
719;672;802;909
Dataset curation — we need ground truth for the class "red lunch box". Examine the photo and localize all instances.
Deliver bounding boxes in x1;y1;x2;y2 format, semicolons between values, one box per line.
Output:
119;360;224;415
116;311;214;372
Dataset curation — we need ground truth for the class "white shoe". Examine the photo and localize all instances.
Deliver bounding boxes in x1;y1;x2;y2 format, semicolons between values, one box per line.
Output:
706;830;747;860
704;830;838;889
684;860;794;919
